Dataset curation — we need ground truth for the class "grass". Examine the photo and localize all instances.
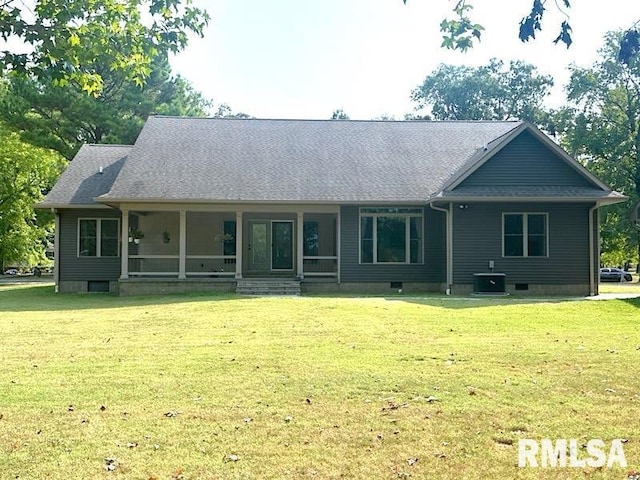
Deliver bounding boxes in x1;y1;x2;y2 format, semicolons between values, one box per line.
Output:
0;284;639;479
599;276;640;294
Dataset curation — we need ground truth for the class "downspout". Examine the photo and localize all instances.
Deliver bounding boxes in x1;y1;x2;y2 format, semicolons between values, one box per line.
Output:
52;208;60;293
430;202;453;295
588;202;599;296
336;208;341;284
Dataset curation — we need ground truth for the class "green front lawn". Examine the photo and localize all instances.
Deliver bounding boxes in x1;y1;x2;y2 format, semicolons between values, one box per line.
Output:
0;284;639;479
599;274;640;294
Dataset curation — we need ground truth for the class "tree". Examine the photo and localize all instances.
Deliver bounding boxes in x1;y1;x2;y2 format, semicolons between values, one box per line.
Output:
372;114;396;121
557;31;640;267
212;103;252;119
0;122;66;267
401;0;639;64
330;108;350;120
410;59;554;125
0;0;209;95
0;55;212;159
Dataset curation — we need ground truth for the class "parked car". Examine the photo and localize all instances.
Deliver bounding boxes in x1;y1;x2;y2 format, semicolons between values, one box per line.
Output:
3;268;18;275
599;267;633;282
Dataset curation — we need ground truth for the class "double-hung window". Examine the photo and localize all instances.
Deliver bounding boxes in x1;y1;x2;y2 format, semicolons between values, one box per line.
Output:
503;213;548;257
360;208;423;264
78;219;119;257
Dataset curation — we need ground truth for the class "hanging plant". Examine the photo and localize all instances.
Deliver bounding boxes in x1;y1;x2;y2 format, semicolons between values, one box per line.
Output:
129;228;144;244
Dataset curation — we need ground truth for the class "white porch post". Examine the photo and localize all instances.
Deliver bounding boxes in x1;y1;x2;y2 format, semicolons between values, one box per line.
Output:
120;209;129;280
179;210;186;279
297;211;304;279
235;211;243;279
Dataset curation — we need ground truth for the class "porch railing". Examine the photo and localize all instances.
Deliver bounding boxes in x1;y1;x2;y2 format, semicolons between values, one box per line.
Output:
303;256;338;277
127;255;336;278
186;256;236;277
128;255;236;277
128;255;179;276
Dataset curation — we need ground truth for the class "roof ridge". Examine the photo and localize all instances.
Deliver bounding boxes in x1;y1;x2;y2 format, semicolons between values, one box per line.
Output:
147;115;522;124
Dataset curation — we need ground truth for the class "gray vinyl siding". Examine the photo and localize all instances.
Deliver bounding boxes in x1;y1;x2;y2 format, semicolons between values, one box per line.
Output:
459;131;595;188
58;209;122;282
452;202;592;285
340;205;445;283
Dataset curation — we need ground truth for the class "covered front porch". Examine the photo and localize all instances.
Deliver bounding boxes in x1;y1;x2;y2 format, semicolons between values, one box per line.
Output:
119;205;339;282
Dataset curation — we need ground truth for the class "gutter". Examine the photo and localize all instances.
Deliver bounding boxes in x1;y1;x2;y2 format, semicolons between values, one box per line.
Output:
430;202;452;295
428;195;626;205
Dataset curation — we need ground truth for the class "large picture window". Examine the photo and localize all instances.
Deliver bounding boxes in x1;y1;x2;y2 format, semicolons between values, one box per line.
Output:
360;208;423;264
78;218;119;257
503;213;548;257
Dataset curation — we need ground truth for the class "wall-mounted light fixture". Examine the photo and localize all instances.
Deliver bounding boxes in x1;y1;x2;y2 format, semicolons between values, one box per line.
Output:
162;231;171;244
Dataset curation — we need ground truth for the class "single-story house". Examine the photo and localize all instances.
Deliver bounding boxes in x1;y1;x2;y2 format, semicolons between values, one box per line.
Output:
38;116;626;296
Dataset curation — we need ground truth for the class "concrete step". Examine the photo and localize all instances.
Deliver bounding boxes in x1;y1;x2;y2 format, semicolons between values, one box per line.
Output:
236;280;301;296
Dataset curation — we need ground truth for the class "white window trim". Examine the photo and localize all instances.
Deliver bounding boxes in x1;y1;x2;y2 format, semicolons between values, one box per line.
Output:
502;212;549;258
77;218;120;258
359;208;424;265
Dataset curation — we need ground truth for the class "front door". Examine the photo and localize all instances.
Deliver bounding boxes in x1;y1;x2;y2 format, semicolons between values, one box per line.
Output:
272;221;293;270
247;220;294;273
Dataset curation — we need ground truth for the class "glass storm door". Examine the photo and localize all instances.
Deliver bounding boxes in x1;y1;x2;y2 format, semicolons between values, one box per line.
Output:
272;221;293;270
248;221;269;273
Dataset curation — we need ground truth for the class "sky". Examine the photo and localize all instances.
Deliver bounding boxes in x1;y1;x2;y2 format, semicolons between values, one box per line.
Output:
169;1;640;120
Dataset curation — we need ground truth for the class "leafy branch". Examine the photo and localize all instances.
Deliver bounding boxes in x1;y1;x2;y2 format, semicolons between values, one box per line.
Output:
0;0;210;95
619;27;640;65
399;0;640;62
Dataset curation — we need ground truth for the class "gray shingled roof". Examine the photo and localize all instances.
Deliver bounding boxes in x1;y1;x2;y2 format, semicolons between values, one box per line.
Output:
38;144;130;207
41;117;624;207
99;117;523;203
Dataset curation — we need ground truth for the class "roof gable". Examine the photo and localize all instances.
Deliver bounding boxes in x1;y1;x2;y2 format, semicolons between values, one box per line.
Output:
457;129;595;188
445;123;609;192
433;123;628;203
